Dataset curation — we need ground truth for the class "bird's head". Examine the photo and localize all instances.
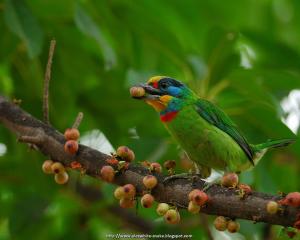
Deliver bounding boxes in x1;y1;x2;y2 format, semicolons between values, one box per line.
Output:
132;76;190;112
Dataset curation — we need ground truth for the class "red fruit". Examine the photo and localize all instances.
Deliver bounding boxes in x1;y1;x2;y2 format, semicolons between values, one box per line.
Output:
156;203;169;216
51;162;65;174
214;216;228;231
150;162;162;173
42;160;54;174
141;194;154;208
120;198;136;208
64;140;79;154
188;189;199;201
164;209;180;224
64;128;80;141
106;157;119;165
221;173;239;188
54;172;69;184
116;146;135;162
238;184;252;194
279;192;300;207
189;189;208;206
163;160;176;170
143;175;158;189
114;186;125;200
70;161;82;169
123;184;136;198
100;165;115;182
227;220;240;233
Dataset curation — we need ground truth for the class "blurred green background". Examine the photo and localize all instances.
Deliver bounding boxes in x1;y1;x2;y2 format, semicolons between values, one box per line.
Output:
0;0;300;239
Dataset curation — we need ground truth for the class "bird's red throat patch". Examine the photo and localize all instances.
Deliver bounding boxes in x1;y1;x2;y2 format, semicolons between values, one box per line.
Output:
160;111;178;122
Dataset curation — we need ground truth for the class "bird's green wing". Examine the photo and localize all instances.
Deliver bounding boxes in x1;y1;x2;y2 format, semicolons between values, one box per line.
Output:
194;99;254;164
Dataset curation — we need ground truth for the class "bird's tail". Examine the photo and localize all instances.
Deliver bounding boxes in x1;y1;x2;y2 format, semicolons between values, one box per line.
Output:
254;138;296;151
251;138;295;166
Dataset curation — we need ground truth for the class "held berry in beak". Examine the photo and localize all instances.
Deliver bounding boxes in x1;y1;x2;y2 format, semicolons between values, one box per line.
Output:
130;84;163;100
130;86;145;98
130;83;166;111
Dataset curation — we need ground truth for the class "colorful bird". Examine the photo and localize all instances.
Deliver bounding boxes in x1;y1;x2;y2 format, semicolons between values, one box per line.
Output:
132;76;295;178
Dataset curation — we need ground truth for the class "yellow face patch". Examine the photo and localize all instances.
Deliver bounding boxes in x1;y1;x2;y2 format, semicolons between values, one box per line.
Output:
144;76;173;112
159;95;173;103
147;76;166;85
145;95;173;112
145;99;165;111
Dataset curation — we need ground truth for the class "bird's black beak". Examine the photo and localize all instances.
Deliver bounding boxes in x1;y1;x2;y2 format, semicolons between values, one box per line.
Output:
140;83;163;95
132;83;163;100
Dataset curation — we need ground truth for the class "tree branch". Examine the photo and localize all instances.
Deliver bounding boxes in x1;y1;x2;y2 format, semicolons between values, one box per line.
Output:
0;95;299;228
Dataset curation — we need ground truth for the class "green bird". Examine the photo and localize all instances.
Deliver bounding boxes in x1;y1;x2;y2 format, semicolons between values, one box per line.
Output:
133;76;295;178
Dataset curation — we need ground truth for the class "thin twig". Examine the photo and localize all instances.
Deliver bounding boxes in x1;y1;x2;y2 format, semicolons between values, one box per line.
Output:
43;39;56;125
72;112;84;129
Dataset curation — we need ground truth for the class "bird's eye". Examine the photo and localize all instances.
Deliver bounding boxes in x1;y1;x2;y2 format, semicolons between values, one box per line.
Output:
160;82;168;89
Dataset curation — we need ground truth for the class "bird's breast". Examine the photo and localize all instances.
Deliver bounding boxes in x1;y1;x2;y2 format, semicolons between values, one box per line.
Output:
161;106;250;172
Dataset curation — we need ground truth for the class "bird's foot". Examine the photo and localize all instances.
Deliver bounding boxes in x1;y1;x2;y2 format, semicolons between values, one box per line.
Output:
202;178;221;192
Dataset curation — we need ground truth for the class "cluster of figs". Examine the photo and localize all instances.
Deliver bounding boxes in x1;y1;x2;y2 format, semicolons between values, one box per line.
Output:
40;127;300;234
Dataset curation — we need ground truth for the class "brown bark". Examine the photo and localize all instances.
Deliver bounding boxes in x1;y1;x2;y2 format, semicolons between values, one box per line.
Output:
0;95;299;227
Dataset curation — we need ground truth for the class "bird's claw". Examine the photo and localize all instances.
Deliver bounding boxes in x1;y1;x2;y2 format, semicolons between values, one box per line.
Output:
202;178;221;192
202;181;214;192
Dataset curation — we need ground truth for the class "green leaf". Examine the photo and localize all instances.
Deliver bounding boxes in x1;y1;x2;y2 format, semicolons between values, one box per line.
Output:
204;28;240;83
9;195;47;237
0;219;10;240
4;0;44;58
0;64;14;96
74;4;117;70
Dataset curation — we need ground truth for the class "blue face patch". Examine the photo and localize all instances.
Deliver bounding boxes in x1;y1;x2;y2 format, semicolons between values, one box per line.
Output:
166;86;182;97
